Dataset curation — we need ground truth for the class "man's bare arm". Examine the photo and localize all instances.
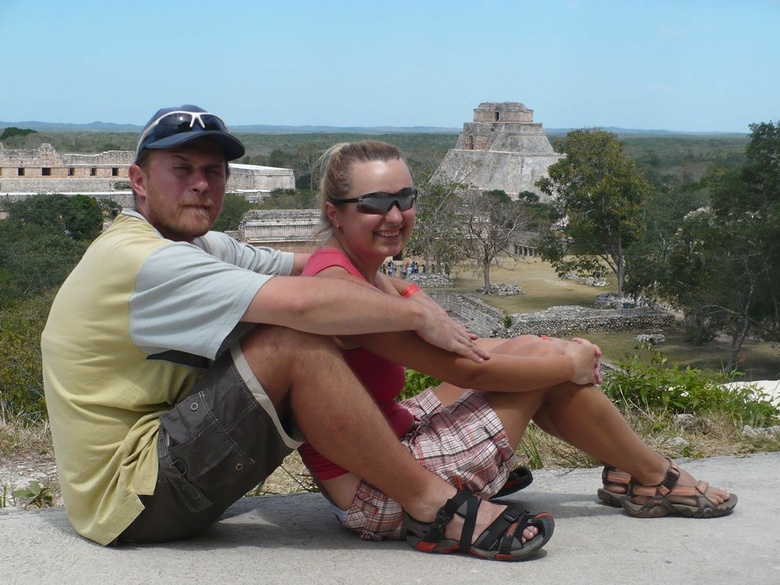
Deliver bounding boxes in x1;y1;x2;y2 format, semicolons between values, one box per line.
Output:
241;275;489;362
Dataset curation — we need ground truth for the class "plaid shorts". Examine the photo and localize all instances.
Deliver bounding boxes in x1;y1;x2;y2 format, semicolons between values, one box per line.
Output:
340;387;519;541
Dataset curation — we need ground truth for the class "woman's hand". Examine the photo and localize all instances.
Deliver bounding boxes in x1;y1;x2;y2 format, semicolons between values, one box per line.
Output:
563;338;603;386
415;310;491;364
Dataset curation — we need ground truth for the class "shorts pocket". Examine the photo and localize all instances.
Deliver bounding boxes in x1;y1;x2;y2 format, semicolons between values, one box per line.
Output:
160;390;254;493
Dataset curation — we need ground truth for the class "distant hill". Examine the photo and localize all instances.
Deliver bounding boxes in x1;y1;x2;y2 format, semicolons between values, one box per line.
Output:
545;127;748;138
0;120;747;137
0;121;141;132
0;120;462;135
232;124;462;134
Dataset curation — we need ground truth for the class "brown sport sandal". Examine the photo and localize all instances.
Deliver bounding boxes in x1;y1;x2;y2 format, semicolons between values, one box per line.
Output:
597;466;631;507
621;459;738;518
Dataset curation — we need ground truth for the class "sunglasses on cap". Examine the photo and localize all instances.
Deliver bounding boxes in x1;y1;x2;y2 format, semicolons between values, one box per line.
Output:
333;187;418;214
135;111;229;154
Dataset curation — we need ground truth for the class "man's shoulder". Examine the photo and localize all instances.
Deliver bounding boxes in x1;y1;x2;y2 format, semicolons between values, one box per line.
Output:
107;210;155;235
101;211;166;248
74;211;170;275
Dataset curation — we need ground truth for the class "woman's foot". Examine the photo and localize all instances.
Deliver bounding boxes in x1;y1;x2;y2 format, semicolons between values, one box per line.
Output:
622;459;737;518
597;466;631;507
443;496;540;544
404;489;554;561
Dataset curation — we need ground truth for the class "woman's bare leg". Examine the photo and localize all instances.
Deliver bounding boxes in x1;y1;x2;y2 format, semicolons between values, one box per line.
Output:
241;326;539;542
434;334;732;508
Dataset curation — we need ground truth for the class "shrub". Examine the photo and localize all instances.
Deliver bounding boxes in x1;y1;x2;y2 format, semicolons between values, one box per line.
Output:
401;369;441;401
0;291;53;423
603;351;779;427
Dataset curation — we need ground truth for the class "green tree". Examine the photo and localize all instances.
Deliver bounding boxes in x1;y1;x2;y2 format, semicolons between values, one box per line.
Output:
3;194;102;241
458;190;529;290
405;180;465;272
705;122;780;359
0;195;101;306
212;193;252;232
296;143;323;191
0;127;37;141
624;175;710;303
633;122;780;368
257;188;317;210
536;129;651;297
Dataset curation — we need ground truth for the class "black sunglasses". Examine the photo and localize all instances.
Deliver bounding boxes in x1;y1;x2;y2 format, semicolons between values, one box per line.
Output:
136;111;229;152
333;187;418;214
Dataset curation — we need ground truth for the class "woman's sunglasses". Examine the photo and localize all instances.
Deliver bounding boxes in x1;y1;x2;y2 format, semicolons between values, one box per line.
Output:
136;111;229;153
333;187;418;215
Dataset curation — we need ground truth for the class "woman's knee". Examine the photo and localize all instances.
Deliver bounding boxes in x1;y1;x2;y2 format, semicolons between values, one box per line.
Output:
492;334;563;357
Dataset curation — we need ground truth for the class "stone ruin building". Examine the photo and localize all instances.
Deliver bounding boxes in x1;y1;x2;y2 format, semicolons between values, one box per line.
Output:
432;102;563;200
238;209;323;254
0;143;295;208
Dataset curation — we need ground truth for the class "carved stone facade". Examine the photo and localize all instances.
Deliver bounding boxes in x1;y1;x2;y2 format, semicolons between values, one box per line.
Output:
0;144;295;199
239;209;324;253
432;102;563;200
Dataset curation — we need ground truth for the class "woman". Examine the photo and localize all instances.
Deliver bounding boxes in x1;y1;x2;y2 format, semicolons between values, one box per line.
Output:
298;140;736;561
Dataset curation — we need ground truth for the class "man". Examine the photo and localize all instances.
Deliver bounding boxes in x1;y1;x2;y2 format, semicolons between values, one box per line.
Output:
42;105;515;549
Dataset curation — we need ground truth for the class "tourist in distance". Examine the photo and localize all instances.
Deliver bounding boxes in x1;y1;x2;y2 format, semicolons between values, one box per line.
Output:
42;105;550;561
297;140;738;556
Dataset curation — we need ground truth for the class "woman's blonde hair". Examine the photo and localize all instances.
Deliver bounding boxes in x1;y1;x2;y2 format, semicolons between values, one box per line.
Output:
317;140;406;231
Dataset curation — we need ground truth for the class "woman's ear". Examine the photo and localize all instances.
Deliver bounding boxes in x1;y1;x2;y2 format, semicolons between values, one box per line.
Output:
324;202;339;228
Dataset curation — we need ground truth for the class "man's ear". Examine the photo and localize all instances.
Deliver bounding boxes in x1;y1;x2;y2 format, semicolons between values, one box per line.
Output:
128;163;147;197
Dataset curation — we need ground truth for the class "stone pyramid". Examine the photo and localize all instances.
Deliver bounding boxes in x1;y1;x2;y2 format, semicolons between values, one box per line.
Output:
432;102;562;200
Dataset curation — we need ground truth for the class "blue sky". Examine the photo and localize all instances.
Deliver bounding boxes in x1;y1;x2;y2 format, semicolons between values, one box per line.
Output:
2;0;778;133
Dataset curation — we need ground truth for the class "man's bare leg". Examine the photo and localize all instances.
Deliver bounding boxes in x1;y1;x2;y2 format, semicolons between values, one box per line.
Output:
239;326;538;542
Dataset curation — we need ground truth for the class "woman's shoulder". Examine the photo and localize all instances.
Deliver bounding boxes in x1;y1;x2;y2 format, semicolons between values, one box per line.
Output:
303;247;359;277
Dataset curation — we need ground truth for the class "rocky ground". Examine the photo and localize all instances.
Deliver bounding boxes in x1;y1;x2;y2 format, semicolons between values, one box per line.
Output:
3;379;780;509
0;451;60;508
0;445;313;510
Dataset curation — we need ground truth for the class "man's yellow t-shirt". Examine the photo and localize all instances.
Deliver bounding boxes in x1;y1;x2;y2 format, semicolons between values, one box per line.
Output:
42;210;293;545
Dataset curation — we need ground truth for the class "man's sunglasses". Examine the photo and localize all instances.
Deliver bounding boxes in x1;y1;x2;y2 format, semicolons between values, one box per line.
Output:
333;187;418;214
136;111;229;153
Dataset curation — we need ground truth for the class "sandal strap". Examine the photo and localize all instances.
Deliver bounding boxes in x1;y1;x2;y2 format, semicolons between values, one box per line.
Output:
458;494;480;552
602;466;631;486
422;489;473;545
657;459;681;495
474;506;529;555
629;458;682;497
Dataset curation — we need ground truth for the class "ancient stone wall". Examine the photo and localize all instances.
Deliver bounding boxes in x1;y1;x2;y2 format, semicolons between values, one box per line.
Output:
503;305;675;338
455;124;556;154
429;291;506;338
0;144;294;198
427;293;675;339
435;151;563;198
225;164;295;192
239;209;323;246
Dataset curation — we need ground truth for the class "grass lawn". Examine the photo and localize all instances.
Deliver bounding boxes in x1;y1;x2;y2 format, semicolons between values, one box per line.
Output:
444;257;780;382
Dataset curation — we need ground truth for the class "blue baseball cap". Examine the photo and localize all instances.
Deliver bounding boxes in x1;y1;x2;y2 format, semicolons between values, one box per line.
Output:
135;105;245;162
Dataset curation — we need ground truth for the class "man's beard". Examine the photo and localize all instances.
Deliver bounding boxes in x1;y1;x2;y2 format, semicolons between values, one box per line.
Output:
147;197;216;242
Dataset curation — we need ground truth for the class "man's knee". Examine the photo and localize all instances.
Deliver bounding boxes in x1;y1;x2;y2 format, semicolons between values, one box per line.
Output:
241;325;338;357
239;325;344;387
